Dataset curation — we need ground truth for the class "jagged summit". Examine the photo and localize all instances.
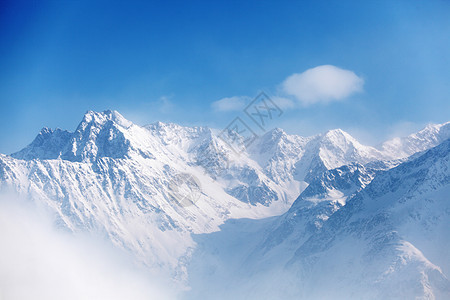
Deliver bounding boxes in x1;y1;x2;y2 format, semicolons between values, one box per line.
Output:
187;137;450;300
11;127;72;160
80;110;133;129
266;127;287;140
12;110;136;161
8;110;450;189
321;128;358;144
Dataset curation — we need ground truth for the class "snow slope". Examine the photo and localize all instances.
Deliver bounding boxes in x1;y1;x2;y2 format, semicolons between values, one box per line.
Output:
1;110;449;298
186;138;450;299
381;121;450;158
1;111;294;281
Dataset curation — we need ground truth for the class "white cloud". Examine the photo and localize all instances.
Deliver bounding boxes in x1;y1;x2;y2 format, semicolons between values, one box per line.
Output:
281;65;364;105
212;65;363;112
211;96;249;112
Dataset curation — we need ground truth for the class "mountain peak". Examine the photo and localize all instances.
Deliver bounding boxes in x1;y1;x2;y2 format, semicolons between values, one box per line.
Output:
424;121;450;130
145;120;180;131
381;121;450;158
11;127;72;160
247;127;289;157
80;110;132;129
323;128;355;141
262;127;287;142
12;110;135;161
319;129;361;151
39;127;53;135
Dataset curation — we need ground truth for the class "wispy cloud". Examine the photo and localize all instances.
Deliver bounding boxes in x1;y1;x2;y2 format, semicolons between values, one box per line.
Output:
155;95;175;113
211;96;250;112
281;65;364;105
385;120;425;140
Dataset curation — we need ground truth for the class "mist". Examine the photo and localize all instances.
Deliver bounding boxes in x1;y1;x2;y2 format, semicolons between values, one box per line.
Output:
0;196;175;300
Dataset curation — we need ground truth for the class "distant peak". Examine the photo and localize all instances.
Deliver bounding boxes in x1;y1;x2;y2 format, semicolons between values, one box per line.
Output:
261;127;286;140
39;127;53;135
80;110;132;129
323;128;355;141
271;127;285;135
148;121;170;128
145;120;207;133
324;128;345;135
38;127;66;136
145;121;176;132
83;109;119;120
422;121;450;132
317;129;363;152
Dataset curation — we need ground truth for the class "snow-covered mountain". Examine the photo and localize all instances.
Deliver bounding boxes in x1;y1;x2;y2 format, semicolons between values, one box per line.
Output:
187;137;450;300
1;110;290;281
381;121;450;158
0;110;301;280
1;110;449;299
248;127;391;183
287;137;450;299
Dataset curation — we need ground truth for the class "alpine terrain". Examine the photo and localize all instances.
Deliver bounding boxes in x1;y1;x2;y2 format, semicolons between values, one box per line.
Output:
0;110;449;299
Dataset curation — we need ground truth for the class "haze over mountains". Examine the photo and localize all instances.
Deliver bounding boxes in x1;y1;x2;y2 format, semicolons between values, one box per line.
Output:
1;110;449;299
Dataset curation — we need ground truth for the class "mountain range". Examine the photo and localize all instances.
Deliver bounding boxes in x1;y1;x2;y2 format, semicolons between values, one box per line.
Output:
1;110;449;299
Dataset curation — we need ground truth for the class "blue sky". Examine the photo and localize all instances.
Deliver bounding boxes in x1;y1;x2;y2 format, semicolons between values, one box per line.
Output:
1;0;449;153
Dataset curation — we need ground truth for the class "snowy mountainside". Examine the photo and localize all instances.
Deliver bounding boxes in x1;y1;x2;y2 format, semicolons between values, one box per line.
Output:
1;111;292;281
288;137;450;299
381;121;450;158
248;127;391;184
1;110;449;294
0;110;300;279
186;138;450;299
185;162;383;298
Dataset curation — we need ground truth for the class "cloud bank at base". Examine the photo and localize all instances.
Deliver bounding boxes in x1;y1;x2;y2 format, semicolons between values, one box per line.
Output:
0;197;175;300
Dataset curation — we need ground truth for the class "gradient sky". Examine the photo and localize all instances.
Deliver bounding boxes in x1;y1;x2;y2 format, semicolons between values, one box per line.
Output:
1;0;450;154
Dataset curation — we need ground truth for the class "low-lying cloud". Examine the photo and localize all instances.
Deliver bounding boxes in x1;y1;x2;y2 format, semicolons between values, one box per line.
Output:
0;196;175;300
